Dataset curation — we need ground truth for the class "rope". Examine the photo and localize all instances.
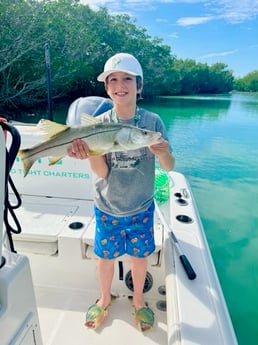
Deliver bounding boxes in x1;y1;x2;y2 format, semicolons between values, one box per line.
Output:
1;122;22;253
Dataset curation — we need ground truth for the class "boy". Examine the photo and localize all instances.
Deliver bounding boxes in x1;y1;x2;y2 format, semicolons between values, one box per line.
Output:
68;53;175;331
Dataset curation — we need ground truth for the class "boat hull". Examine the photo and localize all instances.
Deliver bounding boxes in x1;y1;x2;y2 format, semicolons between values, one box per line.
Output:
0;123;238;344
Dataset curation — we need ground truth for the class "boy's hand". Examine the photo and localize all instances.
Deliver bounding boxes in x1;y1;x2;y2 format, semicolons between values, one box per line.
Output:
67;139;90;159
149;139;170;158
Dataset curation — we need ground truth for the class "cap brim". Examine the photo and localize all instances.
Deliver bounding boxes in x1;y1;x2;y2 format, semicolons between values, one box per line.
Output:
97;69;138;82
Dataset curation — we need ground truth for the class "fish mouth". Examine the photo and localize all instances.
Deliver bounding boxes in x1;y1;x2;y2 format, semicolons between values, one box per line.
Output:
156;132;163;143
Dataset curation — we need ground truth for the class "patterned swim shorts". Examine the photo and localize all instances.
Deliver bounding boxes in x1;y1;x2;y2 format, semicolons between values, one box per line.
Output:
94;202;155;259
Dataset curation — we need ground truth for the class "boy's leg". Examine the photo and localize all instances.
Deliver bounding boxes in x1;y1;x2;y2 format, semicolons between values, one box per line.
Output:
131;256;148;310
131;256;155;332
97;258;115;309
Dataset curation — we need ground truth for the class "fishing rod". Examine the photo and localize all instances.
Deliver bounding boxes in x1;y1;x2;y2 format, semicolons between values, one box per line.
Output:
154;200;197;280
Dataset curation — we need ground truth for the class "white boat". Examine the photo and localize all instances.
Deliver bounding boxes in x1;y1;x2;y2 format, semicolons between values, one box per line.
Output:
0;98;238;345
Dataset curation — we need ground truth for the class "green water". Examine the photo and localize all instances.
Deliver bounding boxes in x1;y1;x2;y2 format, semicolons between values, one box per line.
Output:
32;93;258;344
143;93;258;345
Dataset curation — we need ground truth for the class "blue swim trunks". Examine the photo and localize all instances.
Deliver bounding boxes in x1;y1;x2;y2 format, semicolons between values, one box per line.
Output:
94;202;155;259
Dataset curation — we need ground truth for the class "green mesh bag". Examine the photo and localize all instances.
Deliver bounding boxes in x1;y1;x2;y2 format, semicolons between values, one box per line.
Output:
154;166;169;205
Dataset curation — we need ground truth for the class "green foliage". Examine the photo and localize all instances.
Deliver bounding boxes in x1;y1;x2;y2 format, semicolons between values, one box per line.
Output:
0;0;49;109
0;0;253;116
169;60;234;94
234;71;258;92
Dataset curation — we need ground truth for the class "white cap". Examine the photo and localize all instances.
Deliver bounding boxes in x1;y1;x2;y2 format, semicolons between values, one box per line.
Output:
97;53;143;82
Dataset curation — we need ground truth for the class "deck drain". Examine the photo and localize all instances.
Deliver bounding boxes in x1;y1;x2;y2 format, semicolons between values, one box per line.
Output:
156;300;167;312
69;221;84;230
176;198;188;206
176;215;193;224
158;285;166;296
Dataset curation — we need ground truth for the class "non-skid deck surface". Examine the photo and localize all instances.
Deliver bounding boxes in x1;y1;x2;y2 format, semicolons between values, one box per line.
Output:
36;285;167;345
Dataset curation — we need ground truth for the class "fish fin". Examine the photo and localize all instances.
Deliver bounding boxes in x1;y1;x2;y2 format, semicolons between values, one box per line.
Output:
115;141;130;150
48;156;64;165
18;149;36;177
80;113;102;126
88;149;105;156
37;119;69;140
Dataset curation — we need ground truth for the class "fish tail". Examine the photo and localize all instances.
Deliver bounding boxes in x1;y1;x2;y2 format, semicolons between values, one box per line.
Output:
18;149;36;177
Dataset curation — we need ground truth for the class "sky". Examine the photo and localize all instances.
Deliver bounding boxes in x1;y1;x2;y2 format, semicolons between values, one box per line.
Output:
80;0;258;78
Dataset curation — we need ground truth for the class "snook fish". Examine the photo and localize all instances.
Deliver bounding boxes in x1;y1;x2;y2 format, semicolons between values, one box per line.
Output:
18;113;162;177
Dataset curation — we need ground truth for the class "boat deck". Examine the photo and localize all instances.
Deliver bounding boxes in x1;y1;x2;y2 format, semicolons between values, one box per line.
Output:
36;285;167;345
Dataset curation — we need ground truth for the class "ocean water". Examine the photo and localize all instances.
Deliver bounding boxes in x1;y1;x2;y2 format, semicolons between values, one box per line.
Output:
144;93;258;345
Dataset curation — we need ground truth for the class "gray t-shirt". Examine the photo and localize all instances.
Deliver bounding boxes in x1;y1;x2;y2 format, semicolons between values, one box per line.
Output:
94;107;169;216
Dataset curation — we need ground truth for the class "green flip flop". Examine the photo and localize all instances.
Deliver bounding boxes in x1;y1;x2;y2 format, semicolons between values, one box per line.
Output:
133;306;155;332
85;295;117;330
